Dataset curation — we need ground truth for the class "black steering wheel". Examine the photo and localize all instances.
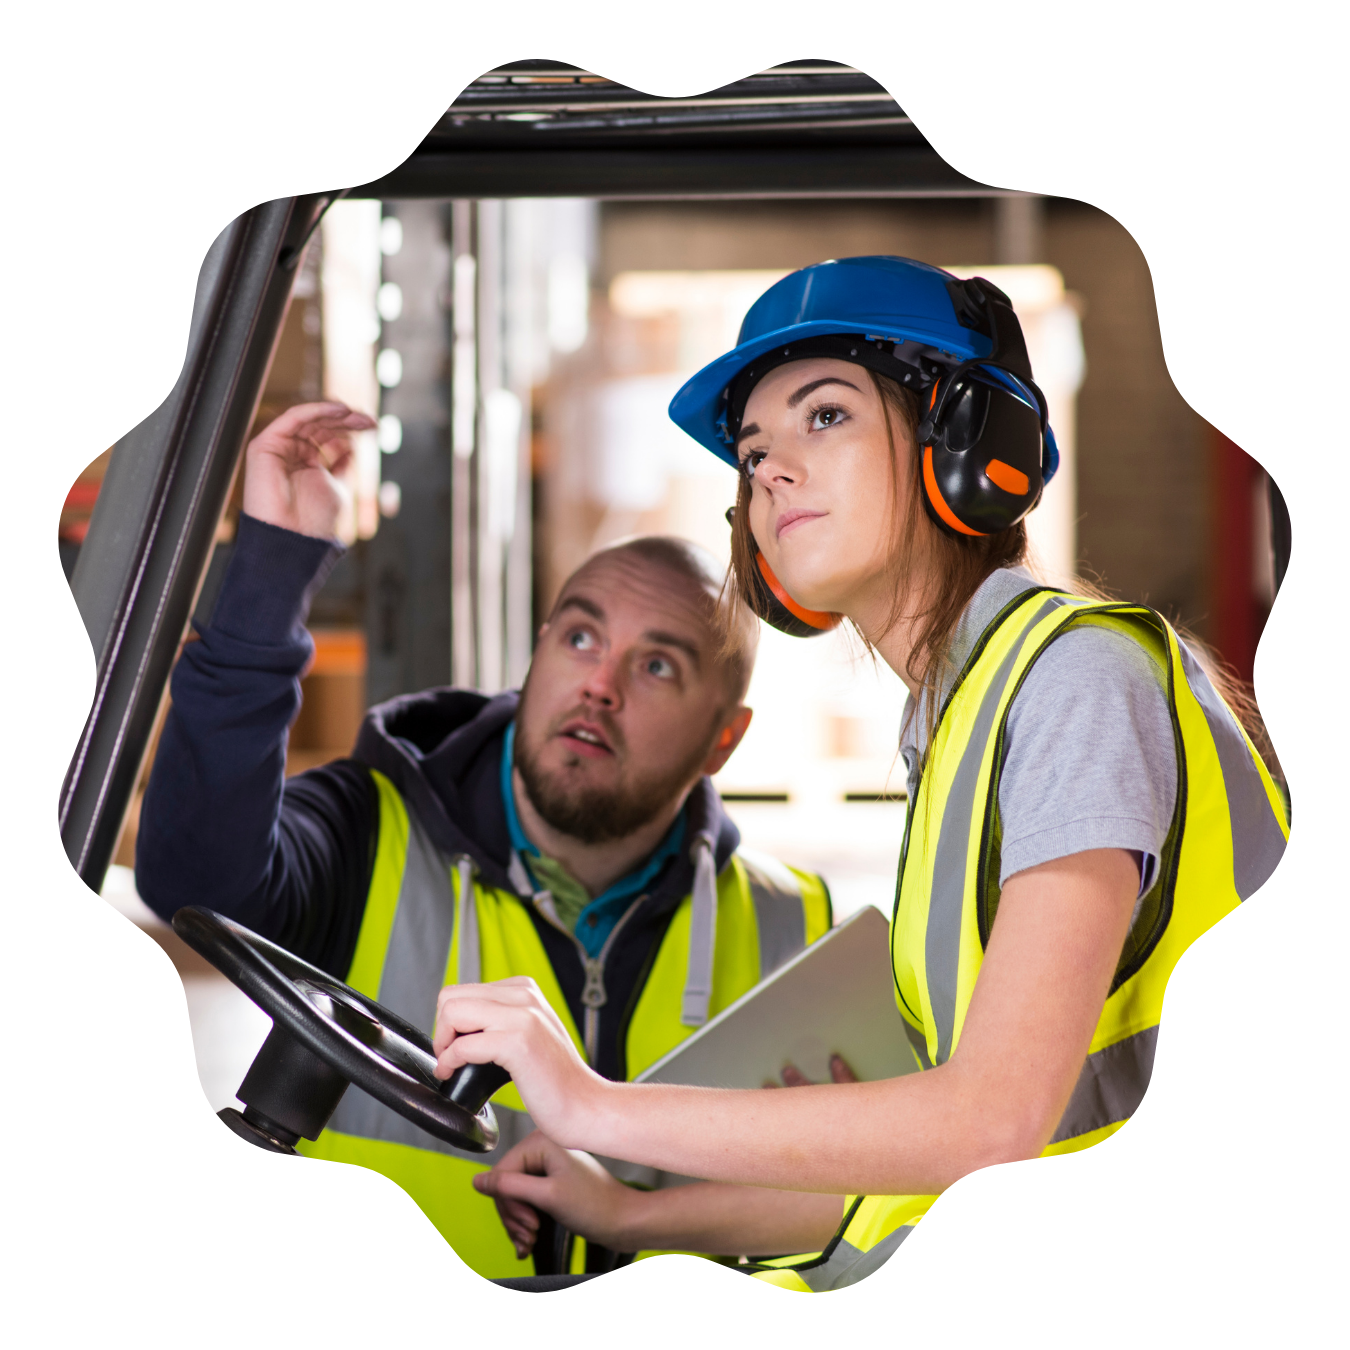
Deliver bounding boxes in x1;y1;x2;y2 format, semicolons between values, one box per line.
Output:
172;906;510;1155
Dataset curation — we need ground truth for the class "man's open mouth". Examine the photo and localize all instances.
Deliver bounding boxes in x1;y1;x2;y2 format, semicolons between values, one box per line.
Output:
558;720;614;756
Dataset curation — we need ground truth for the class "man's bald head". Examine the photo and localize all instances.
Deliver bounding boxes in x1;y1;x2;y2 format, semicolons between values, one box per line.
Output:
550;536;759;705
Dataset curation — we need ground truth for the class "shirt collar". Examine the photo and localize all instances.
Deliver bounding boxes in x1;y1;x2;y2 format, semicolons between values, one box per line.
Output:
499;719;687;905
901;565;1042;758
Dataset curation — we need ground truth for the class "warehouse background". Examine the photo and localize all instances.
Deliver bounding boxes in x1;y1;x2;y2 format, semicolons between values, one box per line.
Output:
65;171;1279;1109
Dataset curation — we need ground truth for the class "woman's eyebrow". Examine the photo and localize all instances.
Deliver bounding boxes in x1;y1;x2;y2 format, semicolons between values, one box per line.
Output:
787;376;862;408
737;376;862;446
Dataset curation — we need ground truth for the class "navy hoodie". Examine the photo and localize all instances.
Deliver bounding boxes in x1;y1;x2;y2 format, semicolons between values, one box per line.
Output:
135;513;741;1081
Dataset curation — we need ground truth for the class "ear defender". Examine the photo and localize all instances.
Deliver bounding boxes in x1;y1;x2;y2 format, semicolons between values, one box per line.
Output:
917;279;1052;539
918;369;1048;537
726;507;842;638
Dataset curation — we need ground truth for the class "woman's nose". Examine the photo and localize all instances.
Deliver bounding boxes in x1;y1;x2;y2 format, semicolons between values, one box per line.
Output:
758;449;800;488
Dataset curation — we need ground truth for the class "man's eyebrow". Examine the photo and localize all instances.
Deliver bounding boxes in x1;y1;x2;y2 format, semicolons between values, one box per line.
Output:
555;594;605;622
786;376;862;409
644;629;702;668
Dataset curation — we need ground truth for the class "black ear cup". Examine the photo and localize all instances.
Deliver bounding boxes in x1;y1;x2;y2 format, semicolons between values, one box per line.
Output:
726;507;841;637
920;373;1047;538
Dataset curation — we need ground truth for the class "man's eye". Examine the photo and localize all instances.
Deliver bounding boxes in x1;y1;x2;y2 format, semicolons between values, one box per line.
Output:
567;629;596;651
646;656;676;679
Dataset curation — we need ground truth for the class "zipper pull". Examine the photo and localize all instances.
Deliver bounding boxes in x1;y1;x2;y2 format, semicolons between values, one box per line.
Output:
581;957;607;1009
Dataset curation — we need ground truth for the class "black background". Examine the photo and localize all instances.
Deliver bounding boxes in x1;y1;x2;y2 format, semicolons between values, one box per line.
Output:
49;31;1296;1312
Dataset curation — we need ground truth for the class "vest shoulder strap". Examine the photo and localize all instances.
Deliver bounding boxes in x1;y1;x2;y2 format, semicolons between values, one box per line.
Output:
735;846;809;978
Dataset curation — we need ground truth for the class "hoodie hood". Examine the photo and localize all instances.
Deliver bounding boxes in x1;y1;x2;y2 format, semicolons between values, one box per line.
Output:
353;686;741;912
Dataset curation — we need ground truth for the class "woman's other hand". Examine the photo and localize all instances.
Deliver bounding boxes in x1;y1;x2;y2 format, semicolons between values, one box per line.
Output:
432;976;606;1145
764;1053;859;1088
241;401;376;539
472;1131;638;1258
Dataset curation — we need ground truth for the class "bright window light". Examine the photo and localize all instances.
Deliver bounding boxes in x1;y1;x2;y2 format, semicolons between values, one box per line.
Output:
376;348;403;388
379;216;403;256
378;480;402;517
378;413;403;453
547;255;589;353
377;282;403;322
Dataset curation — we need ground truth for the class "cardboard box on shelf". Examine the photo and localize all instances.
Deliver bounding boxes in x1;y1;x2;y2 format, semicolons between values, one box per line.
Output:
287;627;368;776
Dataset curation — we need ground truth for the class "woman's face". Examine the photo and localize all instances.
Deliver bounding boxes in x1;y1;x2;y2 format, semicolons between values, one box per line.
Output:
738;357;912;622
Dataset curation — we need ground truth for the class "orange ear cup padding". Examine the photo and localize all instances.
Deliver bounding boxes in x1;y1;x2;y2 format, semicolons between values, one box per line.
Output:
718;726;734;749
755;552;841;631
922;445;985;537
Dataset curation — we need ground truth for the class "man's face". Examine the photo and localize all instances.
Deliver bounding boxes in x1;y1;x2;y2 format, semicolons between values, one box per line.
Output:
515;552;737;844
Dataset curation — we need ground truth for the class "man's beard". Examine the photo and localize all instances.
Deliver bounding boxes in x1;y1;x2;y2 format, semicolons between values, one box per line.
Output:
514;711;712;846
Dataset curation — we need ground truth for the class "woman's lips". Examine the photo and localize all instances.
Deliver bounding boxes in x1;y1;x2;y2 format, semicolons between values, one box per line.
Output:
775;509;826;539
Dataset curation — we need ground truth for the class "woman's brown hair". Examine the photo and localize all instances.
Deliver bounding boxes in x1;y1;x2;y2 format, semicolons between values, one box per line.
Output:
721;365;1283;783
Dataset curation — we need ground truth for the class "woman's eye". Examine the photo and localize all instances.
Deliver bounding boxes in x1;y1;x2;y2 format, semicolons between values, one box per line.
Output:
810;406;843;431
739;450;766;478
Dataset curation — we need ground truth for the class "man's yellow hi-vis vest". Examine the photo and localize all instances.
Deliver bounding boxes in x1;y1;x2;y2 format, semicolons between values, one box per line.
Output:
750;591;1288;1292
298;772;831;1280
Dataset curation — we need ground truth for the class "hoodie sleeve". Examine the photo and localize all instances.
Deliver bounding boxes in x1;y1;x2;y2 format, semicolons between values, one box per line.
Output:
134;513;377;977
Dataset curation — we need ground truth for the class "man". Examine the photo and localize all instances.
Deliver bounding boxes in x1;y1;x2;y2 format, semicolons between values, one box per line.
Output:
135;402;832;1279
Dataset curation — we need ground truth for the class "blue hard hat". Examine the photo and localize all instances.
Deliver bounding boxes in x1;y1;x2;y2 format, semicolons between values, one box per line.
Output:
668;256;1057;482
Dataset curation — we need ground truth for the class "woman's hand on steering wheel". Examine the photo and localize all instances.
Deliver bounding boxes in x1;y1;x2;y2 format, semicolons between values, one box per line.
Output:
432;976;605;1146
241;401;376;540
472;1130;638;1259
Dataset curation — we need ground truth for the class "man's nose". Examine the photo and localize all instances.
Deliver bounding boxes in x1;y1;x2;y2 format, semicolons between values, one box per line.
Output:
579;653;623;708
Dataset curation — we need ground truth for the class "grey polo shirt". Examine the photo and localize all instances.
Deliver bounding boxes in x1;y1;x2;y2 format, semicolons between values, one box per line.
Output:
899;567;1178;895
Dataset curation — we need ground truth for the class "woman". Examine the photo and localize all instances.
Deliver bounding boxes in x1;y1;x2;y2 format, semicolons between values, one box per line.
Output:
432;257;1289;1290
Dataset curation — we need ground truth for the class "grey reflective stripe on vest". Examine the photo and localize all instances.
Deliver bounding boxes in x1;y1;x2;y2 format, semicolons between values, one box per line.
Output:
373;812;457;1033
329;814;462;1147
681;845;808;1027
740;848;807;977
1050;1023;1158;1144
1175;640;1286;898
455;855;481;984
902;1016;934;1070
781;1225;914;1292
926;596;1065;1065
681;836;719;1026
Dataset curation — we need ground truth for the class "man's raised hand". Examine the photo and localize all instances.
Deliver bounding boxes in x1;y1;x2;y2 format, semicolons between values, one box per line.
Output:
241;402;376;540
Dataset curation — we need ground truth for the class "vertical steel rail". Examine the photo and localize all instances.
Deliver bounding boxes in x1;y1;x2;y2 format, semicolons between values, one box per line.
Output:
61;193;333;892
449;199;478;688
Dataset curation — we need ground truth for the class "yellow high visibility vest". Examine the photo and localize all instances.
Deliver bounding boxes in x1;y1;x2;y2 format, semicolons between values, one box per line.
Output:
750;591;1289;1292
298;770;831;1280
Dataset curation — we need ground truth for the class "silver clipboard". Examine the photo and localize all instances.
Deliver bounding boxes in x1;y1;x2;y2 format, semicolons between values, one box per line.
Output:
634;904;918;1089
595;906;919;1189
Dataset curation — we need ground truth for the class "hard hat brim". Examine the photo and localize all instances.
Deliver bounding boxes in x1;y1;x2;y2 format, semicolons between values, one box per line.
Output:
669;317;993;469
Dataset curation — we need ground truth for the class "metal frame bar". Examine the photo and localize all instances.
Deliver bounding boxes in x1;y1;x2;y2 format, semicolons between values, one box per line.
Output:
348;147;998;201
62;193;331;891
